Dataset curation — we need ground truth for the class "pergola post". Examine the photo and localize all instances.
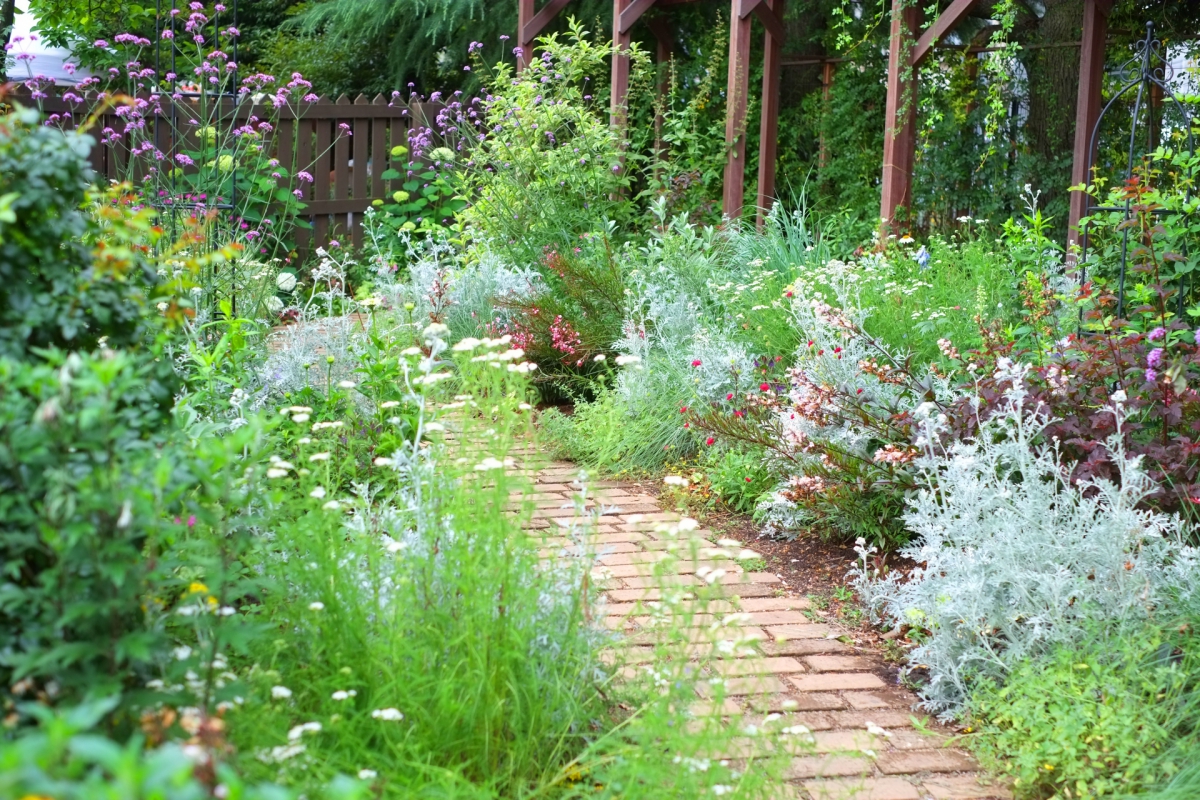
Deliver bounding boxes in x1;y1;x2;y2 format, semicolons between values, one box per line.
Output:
818;60;834;170
755;0;785;226
723;0;786;219
646;17;674;162
612;0;634;132
880;0;921;232
723;3;753;217
880;0;978;233
1067;0;1114;255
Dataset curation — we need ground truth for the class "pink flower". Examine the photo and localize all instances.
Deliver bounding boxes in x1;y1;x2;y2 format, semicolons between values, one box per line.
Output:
760;383;770;392
705;437;715;446
1149;327;1166;341
726;393;734;401
691;359;701;367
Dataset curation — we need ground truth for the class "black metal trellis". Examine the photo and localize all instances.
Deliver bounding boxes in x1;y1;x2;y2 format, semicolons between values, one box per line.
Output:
153;0;242;318
1078;21;1197;323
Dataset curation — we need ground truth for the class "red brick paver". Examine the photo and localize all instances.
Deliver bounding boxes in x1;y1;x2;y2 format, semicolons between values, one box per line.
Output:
516;459;1011;800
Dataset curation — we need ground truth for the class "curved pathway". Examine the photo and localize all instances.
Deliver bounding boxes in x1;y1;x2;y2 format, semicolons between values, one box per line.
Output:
519;455;1011;800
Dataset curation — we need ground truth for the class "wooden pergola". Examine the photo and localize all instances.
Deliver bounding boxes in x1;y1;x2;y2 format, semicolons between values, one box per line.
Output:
518;0;786;224
518;0;1114;242
879;0;1113;245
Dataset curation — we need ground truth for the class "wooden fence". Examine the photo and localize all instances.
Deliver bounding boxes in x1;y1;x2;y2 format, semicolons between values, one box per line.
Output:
12;88;440;259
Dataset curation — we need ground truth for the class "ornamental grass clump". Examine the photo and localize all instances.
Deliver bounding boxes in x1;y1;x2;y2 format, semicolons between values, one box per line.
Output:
854;359;1200;716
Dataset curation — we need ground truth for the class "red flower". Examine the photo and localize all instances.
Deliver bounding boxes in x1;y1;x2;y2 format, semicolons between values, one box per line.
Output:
734;410;745;418
856;388;863;394
833;347;842;354
818;349;824;356
705;437;715;446
807;340;814;347
726;392;734;400
691;359;702;367
744;476;752;483
683;422;690;428
679;406;688;414
760;382;770;392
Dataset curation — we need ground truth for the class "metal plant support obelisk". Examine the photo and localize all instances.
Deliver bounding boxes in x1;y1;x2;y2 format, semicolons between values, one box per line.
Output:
1077;21;1196;322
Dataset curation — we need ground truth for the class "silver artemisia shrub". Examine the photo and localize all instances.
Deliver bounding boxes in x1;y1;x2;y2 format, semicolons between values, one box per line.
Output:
854;359;1200;716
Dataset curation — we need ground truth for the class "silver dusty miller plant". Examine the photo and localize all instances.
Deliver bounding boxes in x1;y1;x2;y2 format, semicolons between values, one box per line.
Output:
853;360;1199;717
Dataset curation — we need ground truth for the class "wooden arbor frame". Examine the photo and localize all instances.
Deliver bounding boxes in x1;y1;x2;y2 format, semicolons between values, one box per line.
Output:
879;0;1115;246
517;0;787;223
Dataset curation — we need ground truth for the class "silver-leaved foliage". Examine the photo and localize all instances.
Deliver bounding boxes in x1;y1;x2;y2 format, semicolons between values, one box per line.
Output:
854;361;1200;716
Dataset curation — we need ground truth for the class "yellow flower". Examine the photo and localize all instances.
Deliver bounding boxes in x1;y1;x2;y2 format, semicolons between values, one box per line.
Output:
1043;764;1054;771
392;190;410;204
187;581;209;595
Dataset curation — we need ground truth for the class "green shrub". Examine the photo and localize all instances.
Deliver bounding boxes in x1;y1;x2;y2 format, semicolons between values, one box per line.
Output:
0;696;365;800
968;624;1200;799
0;107;160;361
701;446;773;515
540;383;696;475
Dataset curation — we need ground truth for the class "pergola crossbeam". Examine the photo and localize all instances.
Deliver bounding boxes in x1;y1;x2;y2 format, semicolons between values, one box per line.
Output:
618;0;659;33
909;0;977;67
518;0;576;71
739;0;787;46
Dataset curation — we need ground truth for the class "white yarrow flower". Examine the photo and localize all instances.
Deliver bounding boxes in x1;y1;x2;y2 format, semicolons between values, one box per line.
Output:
371;707;404;721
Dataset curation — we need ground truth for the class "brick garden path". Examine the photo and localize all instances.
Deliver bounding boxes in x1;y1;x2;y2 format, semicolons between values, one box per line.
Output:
511;449;1011;800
